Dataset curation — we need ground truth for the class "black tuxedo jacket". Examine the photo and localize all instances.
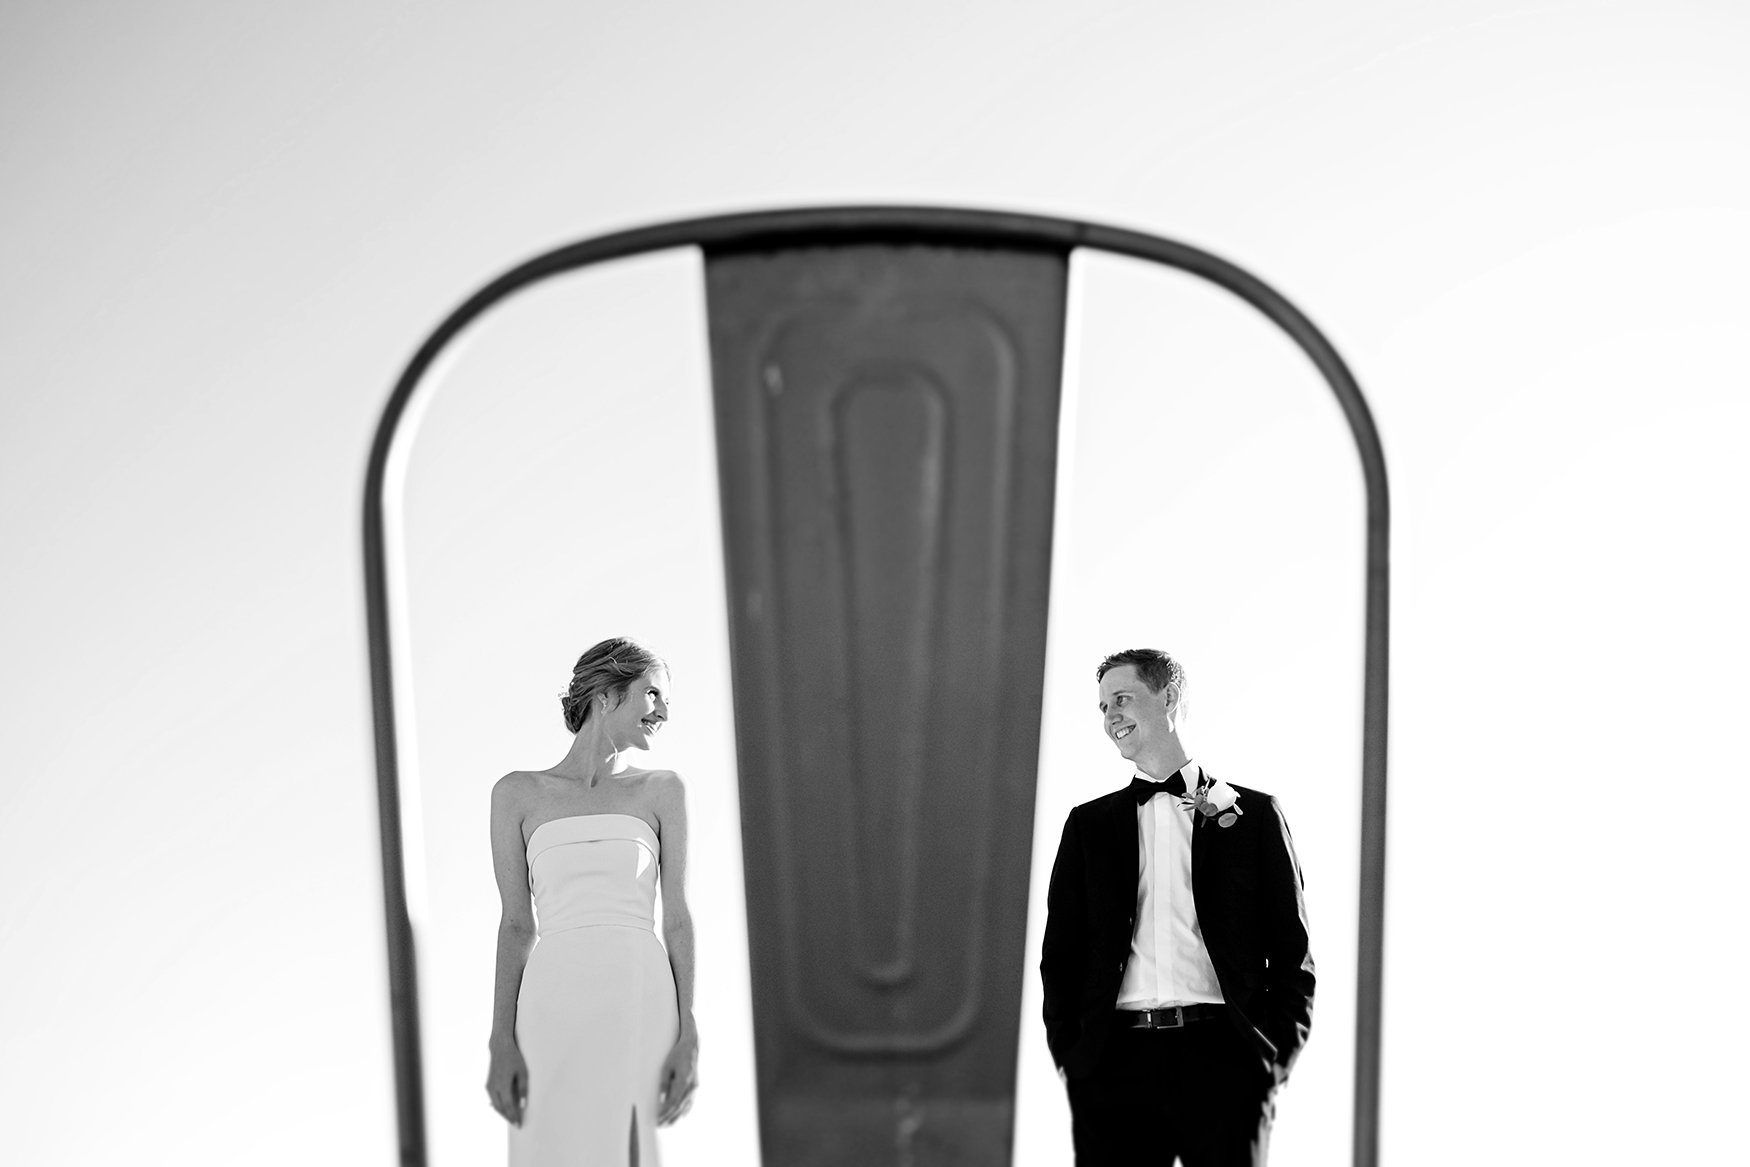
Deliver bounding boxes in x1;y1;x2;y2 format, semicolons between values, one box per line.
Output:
1040;777;1315;1084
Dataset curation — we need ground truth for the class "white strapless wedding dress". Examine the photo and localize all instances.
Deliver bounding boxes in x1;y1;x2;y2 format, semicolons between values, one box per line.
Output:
511;814;677;1166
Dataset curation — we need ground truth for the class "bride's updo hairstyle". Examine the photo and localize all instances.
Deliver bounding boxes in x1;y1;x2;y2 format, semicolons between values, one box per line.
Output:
560;637;666;734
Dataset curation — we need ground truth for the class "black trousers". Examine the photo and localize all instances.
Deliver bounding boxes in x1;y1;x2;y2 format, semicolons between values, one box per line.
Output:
1066;1014;1275;1167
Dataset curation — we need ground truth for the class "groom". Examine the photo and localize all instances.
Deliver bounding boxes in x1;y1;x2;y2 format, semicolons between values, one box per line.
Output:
1040;649;1314;1166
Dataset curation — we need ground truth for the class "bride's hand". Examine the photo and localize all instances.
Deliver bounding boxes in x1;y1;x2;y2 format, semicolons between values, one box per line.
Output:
657;1031;699;1126
486;1040;529;1127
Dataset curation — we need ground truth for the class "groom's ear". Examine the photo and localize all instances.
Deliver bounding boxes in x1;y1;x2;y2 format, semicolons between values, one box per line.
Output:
1160;681;1184;726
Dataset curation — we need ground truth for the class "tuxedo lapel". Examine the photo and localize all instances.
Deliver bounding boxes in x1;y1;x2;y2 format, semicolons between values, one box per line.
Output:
1191;799;1208;901
1188;773;1234;924
1110;791;1138;913
1191;784;1218;906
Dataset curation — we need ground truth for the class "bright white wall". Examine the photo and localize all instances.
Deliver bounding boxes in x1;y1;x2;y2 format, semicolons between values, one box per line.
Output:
3;2;1746;1164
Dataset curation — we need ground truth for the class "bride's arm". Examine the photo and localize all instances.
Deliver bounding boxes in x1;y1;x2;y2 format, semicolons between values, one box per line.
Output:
655;772;698;1124
486;775;535;1126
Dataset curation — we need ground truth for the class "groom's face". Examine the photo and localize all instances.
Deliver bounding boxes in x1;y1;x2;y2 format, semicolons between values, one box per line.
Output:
1098;665;1177;763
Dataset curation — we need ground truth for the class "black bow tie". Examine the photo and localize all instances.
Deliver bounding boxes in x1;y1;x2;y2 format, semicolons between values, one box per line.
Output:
1130;773;1187;804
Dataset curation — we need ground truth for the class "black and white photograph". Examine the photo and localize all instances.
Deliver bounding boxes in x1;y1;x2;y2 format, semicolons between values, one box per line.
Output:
3;3;1745;1164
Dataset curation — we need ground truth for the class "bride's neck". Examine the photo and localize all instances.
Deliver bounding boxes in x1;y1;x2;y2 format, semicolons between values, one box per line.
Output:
557;722;624;786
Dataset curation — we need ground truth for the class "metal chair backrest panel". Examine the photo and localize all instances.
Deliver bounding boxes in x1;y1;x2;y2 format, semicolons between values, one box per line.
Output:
708;244;1067;1162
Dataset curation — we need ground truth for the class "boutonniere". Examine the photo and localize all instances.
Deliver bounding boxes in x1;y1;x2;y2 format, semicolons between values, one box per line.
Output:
1188;776;1243;828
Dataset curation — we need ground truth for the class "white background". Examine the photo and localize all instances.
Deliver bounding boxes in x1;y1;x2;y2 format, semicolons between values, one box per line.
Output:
3;2;1746;1164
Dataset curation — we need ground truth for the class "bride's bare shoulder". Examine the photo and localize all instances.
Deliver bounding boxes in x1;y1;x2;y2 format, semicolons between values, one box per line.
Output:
491;769;545;809
620;766;682;789
642;770;688;820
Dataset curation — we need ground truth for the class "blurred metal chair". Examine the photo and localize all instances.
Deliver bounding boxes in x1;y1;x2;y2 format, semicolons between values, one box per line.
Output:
364;207;1390;1167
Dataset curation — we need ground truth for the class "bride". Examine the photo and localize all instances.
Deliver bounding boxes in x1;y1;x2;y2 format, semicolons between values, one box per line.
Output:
485;638;698;1165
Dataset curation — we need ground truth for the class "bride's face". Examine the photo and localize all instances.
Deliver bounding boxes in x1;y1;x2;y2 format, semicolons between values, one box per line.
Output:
605;667;670;751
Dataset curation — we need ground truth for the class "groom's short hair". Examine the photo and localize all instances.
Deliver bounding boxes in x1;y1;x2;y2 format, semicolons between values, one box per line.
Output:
1096;648;1185;700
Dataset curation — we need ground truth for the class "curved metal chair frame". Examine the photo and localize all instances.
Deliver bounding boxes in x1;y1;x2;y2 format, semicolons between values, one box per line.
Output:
362;206;1390;1166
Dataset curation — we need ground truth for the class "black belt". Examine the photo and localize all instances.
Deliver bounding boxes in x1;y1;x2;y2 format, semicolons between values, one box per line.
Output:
1119;1004;1225;1029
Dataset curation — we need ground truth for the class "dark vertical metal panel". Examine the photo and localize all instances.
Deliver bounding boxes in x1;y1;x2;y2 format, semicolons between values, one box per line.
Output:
705;244;1069;1166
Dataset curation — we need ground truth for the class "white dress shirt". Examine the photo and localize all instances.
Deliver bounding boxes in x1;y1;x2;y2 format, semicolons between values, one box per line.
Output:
1115;760;1225;1010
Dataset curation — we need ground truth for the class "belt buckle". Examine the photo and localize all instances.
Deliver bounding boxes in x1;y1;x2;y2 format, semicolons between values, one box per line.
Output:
1152;1006;1184;1029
